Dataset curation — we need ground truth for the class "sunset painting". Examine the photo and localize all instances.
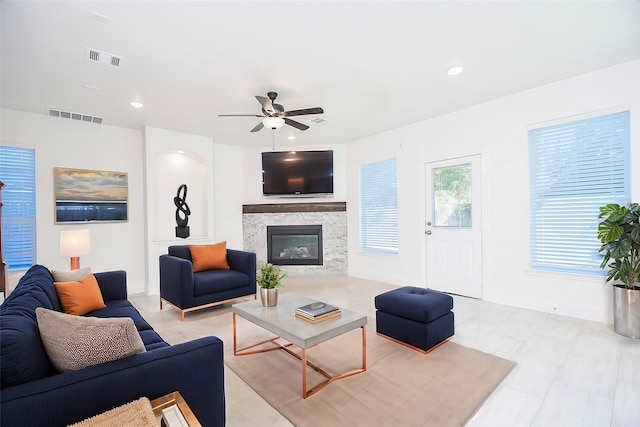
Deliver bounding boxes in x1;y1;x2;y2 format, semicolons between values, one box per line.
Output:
54;167;128;223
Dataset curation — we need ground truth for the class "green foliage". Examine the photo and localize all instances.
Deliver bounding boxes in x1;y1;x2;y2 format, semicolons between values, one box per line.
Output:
598;203;640;289
256;263;285;289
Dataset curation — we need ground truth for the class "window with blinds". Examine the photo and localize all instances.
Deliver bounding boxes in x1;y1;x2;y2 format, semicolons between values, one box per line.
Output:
0;146;36;272
360;158;398;254
529;110;630;274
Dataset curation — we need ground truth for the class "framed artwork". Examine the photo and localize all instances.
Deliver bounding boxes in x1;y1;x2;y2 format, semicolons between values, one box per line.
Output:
54;167;128;223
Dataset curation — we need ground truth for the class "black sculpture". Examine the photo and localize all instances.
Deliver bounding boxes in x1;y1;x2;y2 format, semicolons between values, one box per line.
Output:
174;184;191;238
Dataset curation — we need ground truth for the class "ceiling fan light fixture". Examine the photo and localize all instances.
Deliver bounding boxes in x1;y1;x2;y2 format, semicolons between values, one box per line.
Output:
263;117;285;130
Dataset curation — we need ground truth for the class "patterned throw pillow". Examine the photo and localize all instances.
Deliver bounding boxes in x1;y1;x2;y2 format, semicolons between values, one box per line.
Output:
35;308;145;373
68;397;157;427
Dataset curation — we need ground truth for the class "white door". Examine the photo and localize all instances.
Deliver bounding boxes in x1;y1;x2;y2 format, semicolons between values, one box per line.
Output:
425;156;482;298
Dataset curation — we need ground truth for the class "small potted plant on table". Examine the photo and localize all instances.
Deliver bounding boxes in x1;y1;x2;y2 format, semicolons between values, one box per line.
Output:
598;202;640;338
257;263;285;307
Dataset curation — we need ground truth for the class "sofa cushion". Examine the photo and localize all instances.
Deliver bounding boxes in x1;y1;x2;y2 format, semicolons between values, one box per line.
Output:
87;301;168;350
0;265;58;387
54;274;107;315
193;270;249;297
51;267;92;282
36;308;146;373
189;242;230;272
138;330;169;350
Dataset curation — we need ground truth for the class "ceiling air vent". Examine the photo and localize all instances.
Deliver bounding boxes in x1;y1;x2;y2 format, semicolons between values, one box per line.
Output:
86;47;124;68
311;118;326;124
47;109;103;124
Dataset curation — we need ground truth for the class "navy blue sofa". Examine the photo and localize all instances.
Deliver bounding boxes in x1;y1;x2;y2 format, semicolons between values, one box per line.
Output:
0;265;225;427
160;246;256;320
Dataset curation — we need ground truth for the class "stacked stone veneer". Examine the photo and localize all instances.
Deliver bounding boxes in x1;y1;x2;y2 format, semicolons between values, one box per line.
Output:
242;202;347;276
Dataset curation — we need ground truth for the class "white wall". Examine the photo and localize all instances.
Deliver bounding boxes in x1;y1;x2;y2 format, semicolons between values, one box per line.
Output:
1;109;146;292
212;142;245;248
347;59;640;323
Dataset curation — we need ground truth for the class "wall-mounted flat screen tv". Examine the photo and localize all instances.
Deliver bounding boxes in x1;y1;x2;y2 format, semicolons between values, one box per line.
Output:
262;150;333;195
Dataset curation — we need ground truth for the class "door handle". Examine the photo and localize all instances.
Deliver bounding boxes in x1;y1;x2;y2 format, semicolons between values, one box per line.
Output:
425;230;432;235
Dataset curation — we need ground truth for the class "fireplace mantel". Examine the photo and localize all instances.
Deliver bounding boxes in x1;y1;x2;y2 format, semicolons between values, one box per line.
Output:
243;202;346;214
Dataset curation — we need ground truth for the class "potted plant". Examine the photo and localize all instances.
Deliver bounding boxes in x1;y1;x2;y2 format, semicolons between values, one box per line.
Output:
256;263;285;307
597;202;640;338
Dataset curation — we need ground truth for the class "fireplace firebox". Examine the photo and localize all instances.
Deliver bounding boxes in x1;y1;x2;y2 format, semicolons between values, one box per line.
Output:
267;225;323;266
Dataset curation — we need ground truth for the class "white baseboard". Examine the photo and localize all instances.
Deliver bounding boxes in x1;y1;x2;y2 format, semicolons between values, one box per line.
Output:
483;290;611;324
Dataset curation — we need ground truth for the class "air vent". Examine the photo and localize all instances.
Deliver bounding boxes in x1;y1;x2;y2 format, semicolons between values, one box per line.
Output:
47;109;103;124
311;118;326;124
86;47;124;68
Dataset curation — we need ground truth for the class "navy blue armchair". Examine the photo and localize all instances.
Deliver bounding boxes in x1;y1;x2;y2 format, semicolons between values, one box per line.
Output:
160;245;256;320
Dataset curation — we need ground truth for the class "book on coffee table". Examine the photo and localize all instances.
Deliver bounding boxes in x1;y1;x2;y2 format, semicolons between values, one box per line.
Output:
295;302;340;319
295;309;341;324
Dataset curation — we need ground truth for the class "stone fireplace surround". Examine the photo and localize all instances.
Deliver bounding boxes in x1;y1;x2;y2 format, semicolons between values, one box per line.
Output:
242;202;347;276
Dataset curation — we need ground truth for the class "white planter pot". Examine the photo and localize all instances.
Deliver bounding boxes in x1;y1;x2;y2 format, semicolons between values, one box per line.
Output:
613;285;640;339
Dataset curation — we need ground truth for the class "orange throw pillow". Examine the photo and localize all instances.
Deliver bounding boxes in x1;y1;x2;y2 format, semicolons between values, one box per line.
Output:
54;274;107;316
189;242;230;272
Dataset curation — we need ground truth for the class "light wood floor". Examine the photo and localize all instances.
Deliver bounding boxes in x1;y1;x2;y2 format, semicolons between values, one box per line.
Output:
130;275;640;427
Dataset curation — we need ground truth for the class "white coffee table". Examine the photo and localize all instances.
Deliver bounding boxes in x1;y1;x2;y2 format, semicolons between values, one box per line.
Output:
232;293;367;398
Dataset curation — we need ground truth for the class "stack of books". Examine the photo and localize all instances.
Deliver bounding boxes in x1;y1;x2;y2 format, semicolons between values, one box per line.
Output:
295;302;341;324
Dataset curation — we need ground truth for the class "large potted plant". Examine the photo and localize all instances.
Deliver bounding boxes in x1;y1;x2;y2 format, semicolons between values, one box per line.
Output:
597;202;640;338
256;263;285;307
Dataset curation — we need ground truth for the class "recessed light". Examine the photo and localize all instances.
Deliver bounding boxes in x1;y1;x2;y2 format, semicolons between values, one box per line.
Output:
288;136;296;141
447;66;464;76
130;101;144;108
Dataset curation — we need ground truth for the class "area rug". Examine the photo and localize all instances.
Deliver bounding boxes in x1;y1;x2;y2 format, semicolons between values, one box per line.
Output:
225;319;516;427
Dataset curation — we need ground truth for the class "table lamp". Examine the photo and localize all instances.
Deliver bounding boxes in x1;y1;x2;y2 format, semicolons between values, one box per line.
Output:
59;229;91;270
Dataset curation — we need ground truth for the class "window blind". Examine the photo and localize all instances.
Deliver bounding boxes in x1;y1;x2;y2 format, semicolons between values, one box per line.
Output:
360;158;398;254
529;110;630;274
0;146;36;272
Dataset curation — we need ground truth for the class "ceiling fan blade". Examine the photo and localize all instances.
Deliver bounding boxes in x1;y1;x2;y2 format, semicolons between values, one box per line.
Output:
256;96;275;115
284;118;310;131
283;107;324;117
218;114;265;117
250;122;264;132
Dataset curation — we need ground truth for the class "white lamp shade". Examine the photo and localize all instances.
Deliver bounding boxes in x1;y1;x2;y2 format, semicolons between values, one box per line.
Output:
59;229;91;256
262;117;285;130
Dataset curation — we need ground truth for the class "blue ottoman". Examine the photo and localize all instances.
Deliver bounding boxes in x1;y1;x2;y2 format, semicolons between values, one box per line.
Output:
375;286;454;352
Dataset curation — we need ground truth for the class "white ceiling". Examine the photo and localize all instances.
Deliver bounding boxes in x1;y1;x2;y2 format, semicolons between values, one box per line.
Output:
2;1;640;148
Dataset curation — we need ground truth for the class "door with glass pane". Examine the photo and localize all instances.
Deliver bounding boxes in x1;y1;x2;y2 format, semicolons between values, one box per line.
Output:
425;156;482;298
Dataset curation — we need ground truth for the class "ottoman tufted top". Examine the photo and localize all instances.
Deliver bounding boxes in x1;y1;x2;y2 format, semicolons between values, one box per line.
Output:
375;286;453;323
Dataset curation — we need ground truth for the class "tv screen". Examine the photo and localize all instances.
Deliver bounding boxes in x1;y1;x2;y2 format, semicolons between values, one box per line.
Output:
262;150;333;195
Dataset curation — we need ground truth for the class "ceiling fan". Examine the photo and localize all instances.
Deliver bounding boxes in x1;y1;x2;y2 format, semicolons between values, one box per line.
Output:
219;92;324;132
